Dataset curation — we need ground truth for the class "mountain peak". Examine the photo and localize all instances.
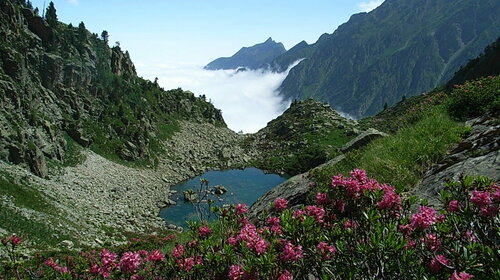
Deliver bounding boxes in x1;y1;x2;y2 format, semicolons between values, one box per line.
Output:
204;38;286;70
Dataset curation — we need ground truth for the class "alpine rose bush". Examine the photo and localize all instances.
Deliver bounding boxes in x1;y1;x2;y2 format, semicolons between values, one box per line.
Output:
1;171;498;279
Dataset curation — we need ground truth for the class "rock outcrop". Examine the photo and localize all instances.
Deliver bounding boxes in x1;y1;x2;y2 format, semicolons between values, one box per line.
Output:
341;128;388;153
414;116;500;206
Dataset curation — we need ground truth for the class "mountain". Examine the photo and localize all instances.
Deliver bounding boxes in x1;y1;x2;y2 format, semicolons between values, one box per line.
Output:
278;0;500;118
269;40;316;72
0;0;224;177
204;37;286;70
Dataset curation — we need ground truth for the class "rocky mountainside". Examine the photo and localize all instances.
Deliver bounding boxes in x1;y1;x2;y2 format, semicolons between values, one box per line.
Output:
244;99;359;175
0;0;224;177
278;0;500;118
204;37;286;70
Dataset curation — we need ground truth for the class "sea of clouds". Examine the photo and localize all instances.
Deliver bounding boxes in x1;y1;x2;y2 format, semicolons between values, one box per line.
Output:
137;61;302;133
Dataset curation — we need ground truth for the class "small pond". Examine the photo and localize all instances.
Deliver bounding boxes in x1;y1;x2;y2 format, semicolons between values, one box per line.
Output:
159;167;288;227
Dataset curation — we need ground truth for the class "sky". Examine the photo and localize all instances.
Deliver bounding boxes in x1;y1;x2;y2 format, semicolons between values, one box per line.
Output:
30;0;384;132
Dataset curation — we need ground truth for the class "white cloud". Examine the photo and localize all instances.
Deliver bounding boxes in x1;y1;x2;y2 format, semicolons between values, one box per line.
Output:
358;0;384;12
137;61;302;134
67;0;79;5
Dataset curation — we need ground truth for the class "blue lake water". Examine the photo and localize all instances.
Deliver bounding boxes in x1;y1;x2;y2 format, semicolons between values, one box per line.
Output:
159;167;288;227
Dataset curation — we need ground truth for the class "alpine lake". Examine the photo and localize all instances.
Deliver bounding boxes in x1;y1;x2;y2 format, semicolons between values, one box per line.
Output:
159;167;288;227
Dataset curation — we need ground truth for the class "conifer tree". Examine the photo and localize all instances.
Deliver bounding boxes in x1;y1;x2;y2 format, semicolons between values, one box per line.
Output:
45;1;57;27
101;30;109;45
26;0;33;9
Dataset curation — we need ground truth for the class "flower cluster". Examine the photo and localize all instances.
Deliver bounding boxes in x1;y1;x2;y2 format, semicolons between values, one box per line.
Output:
2;171;497;279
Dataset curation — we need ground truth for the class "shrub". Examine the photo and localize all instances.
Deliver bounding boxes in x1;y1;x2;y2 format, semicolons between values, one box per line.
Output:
1;171;498;279
447;76;500;121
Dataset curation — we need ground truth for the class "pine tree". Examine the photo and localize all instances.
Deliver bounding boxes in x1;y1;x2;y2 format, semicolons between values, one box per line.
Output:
45;1;57;27
78;21;87;41
101;30;109;45
26;0;33;9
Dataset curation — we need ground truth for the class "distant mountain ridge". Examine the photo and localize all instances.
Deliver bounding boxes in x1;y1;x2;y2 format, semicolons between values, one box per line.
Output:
276;0;500;118
204;37;286;70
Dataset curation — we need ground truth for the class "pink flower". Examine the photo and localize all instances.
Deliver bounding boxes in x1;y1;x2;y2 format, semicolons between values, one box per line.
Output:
425;233;442;252
147;250;164;262
119;252;141;273
235;204;248;215
131;275;145;280
377;184;402;210
292;209;305;221
278;270;293;280
8;235;22;246
447;200;460;212
470;190;491;207
177;257;195;272
267;216;282;235
305;205;326;223
274;198;289;211
316;241;336;260
491;183;500;201
236;223;268;255
480;205;498;217
89;264;99;275
350;169;368;183
228;236;237;246
315;192;329;205
465;231;477;242
280;241;303;262
172;244;184;259
44;258;69;274
450;271;474;280
198;225;212;237
100;249;117;270
344;219;357;229
429;254;450;273
228;265;245;280
409;206;439;230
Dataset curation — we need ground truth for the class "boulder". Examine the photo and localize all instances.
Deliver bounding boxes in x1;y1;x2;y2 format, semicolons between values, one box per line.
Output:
214;185;228;195
60;240;74;250
183;190;198;202
413;116;500;207
341;128;388;153
28;146;48;178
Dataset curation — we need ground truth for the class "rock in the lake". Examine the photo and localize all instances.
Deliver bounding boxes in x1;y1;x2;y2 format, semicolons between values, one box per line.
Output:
214;185;228;195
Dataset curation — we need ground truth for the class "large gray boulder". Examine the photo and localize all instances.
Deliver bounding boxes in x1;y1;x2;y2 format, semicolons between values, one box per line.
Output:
248;155;345;219
341;128;388;153
414;116;499;207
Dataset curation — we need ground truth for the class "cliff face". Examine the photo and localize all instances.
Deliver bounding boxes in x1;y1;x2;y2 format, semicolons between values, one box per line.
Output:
0;1;224;177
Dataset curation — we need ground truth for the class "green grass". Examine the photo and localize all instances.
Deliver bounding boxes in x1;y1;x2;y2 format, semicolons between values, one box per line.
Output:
310;106;468;192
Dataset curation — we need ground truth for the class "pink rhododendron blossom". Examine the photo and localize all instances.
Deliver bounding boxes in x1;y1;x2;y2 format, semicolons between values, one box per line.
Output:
344;219;357;229
448;200;460;212
228;236;237;246
172;244;184;259
44;258;69;274
147;250;164;262
450;271;474;280
429;254;450;273
274;198;289;211
480;205;498;217
350;168;368;183
315;192;329;205
465;231;477;242
89;264;99;275
305;205;326;223
119;252;141;273
280;241;303;262
8;235;22;246
409;206;439;230
198;225;212;237
228;265;245;280
236;223;269;255
278;270;293;280
235;204;248;215
177;257;195;272
377;184;402;210
101;249;117;267
316;241;336;260
131;275;145;280
492;184;500;201
292;209;305;221
267;216;282;235
425;233;442;251
470;190;491;207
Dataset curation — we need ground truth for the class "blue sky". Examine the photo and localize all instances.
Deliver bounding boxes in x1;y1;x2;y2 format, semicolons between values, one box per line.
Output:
30;0;384;68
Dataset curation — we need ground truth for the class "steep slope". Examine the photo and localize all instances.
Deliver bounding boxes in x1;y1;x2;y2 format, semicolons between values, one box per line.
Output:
269;40;316;72
279;0;500;118
204;37;286;70
0;1;224;177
